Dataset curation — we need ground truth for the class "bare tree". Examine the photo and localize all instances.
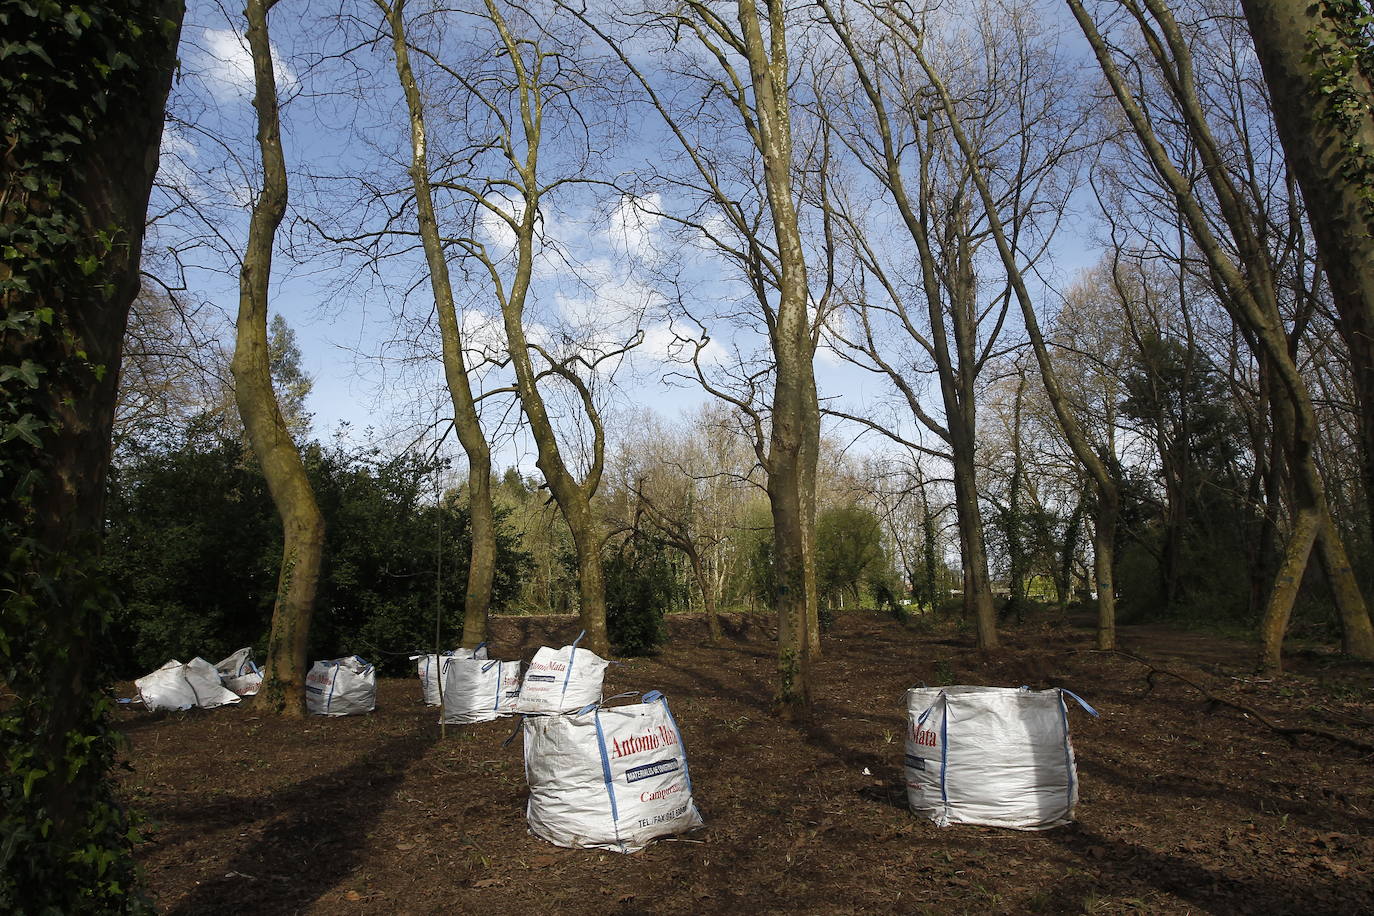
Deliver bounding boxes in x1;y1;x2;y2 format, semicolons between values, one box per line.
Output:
232;0;327;715
1067;0;1374;668
816;0;1090;645
373;0;498;648
563;0;824;712
1240;0;1374;545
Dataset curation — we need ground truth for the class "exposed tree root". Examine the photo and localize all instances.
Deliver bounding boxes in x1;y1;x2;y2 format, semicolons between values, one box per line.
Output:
1107;649;1374;755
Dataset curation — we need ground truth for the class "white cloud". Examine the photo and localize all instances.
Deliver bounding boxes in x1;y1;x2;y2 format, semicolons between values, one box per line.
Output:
459;309;508;365
475;194;520;256
639;321;725;367
197;28;297;102
607;193;664;262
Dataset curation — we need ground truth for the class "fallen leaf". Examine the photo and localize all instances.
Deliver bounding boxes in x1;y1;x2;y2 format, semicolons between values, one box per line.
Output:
344;891;362;901
472;878;503;888
396;843;415;852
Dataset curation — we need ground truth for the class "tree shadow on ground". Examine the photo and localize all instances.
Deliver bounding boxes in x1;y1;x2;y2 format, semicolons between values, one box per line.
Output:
1081;753;1374;834
1045;821;1369;915
163;731;429;914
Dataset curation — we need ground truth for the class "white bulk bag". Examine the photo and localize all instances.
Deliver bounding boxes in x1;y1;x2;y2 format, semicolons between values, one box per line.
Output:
224;671;262;696
904;685;1098;830
214;647;254;678
215;647;262;696
523;691;703;853
306;656;377;716
515;633;607;715
439;657;523;724
135;659;241;711
414;643;490;706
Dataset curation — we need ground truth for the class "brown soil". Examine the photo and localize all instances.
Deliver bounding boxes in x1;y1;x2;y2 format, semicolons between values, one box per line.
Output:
116;612;1374;915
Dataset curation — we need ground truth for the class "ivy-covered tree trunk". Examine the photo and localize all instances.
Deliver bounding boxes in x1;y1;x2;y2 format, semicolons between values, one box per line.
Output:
233;0;326;716
0;1;183;909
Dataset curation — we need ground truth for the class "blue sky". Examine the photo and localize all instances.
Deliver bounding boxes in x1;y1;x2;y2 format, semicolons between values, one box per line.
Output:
150;0;1109;476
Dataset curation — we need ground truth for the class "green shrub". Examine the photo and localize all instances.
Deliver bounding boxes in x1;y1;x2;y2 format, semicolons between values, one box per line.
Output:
604;537;681;656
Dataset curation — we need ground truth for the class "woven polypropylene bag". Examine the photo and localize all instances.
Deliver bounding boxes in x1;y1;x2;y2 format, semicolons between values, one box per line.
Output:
514;636;607;715
440;657;523;724
415;644;490;706
523;692;703;853
904;685;1096;830
306;656;376;716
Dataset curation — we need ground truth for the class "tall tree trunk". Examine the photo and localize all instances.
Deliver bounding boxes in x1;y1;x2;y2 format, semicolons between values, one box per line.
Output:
1093;495;1121;650
951;443;999;647
0;3;183;904
1240;0;1374;548
481;0;610;657
234;0;326;717
1068;0;1371;666
1315;513;1374;657
687;547;724;641
906;19;1121;647
379;0;496;648
738;0;819;716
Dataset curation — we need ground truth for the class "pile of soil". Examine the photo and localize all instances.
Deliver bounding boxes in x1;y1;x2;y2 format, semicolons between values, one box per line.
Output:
116;612;1374;914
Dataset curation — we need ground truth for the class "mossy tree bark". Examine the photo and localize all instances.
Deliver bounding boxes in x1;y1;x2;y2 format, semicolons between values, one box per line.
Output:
1;2;182;904
233;0;326;716
1066;0;1374;669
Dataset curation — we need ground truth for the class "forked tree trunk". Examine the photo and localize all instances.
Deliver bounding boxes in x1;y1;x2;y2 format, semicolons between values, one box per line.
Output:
686;547;724;641
380;0;496;648
480;0;610;656
234;0;326;717
1314;514;1374;658
1240;0;1374;551
1067;0;1372;665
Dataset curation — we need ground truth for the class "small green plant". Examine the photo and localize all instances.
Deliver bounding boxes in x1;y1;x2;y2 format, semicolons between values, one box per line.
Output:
935;658;955;685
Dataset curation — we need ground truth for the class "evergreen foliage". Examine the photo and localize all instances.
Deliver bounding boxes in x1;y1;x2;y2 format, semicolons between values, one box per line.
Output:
604;536;680;655
102;428;531;676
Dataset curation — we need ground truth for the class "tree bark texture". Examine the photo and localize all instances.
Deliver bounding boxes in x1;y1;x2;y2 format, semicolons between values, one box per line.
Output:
380;0;496;648
738;0;820;715
1240;0;1374;550
233;0;326;717
0;1;183;901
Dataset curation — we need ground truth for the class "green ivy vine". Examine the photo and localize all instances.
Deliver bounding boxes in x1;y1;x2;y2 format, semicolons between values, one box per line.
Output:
1307;0;1374;224
1;2;178;911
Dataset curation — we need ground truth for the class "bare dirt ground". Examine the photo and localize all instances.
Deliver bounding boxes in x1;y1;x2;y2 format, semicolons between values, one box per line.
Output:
115;611;1374;915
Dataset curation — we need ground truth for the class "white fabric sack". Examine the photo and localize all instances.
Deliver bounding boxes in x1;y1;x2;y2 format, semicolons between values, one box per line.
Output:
135;659;241;711
215;647;262;695
414;644;490;706
306;656;377;716
515;635;607;715
523;692;703;853
904;685;1097;830
439;658;523;724
214;647;255;678
224;671;263;696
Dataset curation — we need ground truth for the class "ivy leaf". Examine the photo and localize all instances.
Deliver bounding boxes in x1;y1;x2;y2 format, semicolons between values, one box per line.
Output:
0;414;46;447
22;767;48;799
